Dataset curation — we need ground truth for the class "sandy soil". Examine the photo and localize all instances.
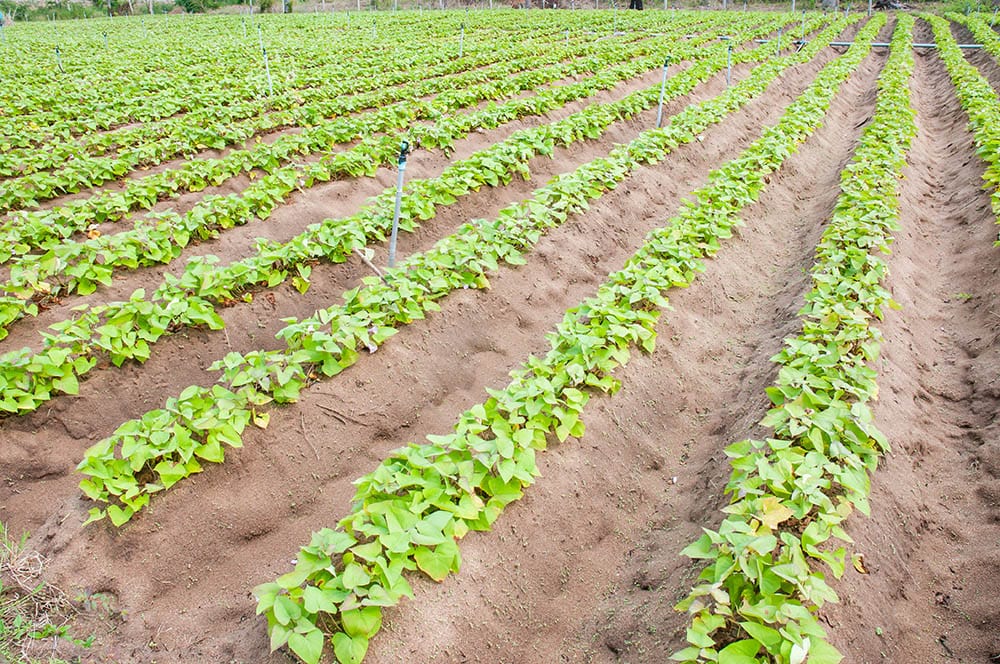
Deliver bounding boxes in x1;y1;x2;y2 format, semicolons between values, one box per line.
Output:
1;13;998;664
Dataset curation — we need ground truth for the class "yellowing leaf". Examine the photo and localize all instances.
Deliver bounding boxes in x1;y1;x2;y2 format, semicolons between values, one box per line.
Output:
252;411;270;429
758;496;793;530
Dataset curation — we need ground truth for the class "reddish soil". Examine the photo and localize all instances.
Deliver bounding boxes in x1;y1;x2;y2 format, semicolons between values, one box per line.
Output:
1;13;999;664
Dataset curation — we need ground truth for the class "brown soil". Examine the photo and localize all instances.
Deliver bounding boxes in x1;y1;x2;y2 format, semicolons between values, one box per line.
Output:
2;14;998;664
0;31;649;217
0;53;711;354
820;20;1000;663
368;19;889;664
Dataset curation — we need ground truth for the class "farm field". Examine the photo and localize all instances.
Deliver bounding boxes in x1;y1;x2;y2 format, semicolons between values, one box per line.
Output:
0;6;998;664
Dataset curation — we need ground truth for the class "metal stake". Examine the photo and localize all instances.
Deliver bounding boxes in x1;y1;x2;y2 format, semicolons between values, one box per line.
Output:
726;41;732;86
992;6;998;26
387;141;411;269
655;56;670;128
867;0;872;16
460;22;464;56
258;26;273;97
55;45;64;73
791;0;795;13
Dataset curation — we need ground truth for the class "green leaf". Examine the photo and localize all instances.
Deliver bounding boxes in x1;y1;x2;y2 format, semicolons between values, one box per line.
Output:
269;622;291;653
302;585;339;614
719;639;761;664
414;543;456;582
341;562;371;591
806;638;843;664
681;533;716;560
740;622;782;653
273;595;301;626
332;632;369;664
341;606;382;638
107;504;133;527
275;568;310;590
53;373;80;395
288;628;324;664
82;507;106;526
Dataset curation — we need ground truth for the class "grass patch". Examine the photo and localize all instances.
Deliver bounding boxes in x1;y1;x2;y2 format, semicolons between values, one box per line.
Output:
0;522;92;664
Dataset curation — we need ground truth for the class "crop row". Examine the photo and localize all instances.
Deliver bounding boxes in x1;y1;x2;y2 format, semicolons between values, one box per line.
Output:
0;12;581;143
937;13;1000;223
0;23;632;187
0;11;682;145
0;24;735;336
0;14;797;320
0;11;821;428
672;15;914;664
0;23;646;208
0;29;675;250
0;23;615;179
247;15;883;664
73;8;848;536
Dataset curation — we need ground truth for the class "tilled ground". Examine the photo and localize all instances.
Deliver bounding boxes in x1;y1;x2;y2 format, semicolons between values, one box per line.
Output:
1;13;998;664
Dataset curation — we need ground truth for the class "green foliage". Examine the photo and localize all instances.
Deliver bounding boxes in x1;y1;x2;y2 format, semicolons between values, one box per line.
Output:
0;22;699;335
248;15;865;664
0;19;725;415
938;13;1000;228
75;10;839;532
0;12;892;664
672;14;914;663
1;9;806;425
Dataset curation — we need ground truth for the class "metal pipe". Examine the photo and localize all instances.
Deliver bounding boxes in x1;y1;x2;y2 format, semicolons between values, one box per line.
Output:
258;26;273;97
726;42;732;87
754;38;807;44
826;41;983;49
655;56;670;129
387;142;411;269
